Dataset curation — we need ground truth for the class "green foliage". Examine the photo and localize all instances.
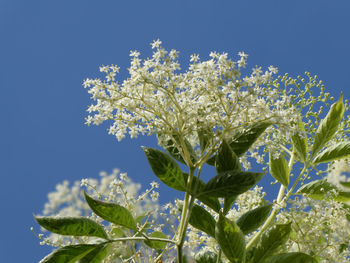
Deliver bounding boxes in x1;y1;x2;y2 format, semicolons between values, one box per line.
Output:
229;122;273;157
183;173;221;212
144;231;168;250
162;134;198;165
84;192;137;231
78;243;111;263
201;170;265;198
292;121;308;163
223;195;237;215
269;153;289;187
207;121;272;165
143;147;186;191
195;251;223;263
297;179;350;202
248;223;292;263
311;94;344;158
215;140;242;173
39;244;102;263
313;142;350;163
236;204;273;235
265;252;316;263
215;212;246;263
188;204;216;237
34;216;108;239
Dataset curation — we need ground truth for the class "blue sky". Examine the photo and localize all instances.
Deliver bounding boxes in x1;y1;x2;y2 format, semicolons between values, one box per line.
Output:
1;0;350;261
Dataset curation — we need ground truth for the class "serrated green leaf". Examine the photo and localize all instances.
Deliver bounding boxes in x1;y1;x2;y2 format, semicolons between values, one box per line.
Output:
215;212;246;263
236;204;273;235
297;179;350;202
84;192;136;231
143;147;186;191
39;244;98;263
312;94;344;158
223;195;237;215
266;252;316;263
162;134;197;165
269;153;289;187
188;204;216;237
195;251;223;263
34;216;108;239
249;223;292;263
230;122;273;157
144;231;168;250
78;243;111;263
292;121;308;163
314;142;350;163
215;140;242;173
200;170;265;198
206;122;272;166
183;173;221;213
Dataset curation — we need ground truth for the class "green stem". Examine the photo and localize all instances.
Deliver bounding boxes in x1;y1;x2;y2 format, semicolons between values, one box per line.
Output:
216;248;222;263
110;236;176;244
246;152;297;251
176;166;196;263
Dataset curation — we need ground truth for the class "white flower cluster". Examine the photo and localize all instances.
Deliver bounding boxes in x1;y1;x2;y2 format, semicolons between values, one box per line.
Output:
37;169;160;252
327;159;350;188
277;196;350;263
84;40;299;163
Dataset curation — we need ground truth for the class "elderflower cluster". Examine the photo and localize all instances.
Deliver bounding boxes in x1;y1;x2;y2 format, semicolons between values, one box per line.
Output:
277;196;350;263
327;159;350;188
37;170;161;251
84;40;302;165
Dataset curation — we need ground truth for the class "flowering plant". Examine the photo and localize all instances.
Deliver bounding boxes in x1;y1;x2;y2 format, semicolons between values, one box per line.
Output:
33;40;350;263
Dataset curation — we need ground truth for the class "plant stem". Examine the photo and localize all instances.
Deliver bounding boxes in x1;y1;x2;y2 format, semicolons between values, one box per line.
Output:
176;166;196;263
216;248;222;263
110;236;176;244
246;152;296;251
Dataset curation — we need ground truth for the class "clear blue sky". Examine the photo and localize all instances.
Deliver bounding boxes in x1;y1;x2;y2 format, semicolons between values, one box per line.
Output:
1;0;350;262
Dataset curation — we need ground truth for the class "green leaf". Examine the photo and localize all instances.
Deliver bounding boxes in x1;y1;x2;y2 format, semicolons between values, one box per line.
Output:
34;216;108;239
162;134;197;165
340;181;350;189
207;122;272;166
84;192;137;231
249;223;292;263
184;173;221;213
292;121;308;163
313;142;350;163
297;179;350;202
215;212;246;263
223;195;237;215
195;251;223;263
144;231;168;250
39;244;99;263
143;147;186;191
197;120;213;152
110;228;126;238
78;243;111;263
266;252;316;263
229;122;273;157
215;140;242;173
188;204;216;237
236;204;273;235
311;94;345;158
269;153;289;187
200;170;265;198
